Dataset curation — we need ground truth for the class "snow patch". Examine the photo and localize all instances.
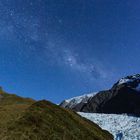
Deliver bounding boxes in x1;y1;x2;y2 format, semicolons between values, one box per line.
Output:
63;92;97;108
118;78;132;85
65;93;96;103
135;83;140;91
117;74;140;85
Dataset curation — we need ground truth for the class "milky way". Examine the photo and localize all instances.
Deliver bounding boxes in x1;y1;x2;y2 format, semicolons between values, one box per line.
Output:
0;0;109;80
0;0;140;102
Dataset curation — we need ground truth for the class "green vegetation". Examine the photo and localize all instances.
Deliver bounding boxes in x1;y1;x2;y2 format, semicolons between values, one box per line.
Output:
0;89;113;140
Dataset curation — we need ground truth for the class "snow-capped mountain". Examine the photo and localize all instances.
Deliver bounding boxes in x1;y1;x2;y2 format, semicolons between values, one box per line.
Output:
114;74;140;91
78;112;140;140
60;74;140;116
60;92;97;110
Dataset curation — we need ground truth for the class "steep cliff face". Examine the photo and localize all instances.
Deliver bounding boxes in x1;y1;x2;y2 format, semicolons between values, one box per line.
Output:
82;85;140;116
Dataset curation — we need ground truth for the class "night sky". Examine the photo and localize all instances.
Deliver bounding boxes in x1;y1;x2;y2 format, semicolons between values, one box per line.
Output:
0;0;140;103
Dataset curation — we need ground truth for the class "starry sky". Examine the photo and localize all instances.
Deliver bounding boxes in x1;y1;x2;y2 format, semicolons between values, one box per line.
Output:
0;0;140;103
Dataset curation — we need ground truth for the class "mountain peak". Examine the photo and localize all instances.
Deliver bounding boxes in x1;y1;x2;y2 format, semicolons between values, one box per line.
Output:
117;74;140;85
60;92;97;110
60;74;140;116
112;73;140;92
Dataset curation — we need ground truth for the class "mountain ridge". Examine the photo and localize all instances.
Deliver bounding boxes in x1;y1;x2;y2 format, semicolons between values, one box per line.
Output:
60;92;97;110
60;74;140;116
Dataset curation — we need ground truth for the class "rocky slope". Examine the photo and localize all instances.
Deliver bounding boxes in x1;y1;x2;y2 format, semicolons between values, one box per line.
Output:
0;88;113;140
60;74;140;116
60;92;97;111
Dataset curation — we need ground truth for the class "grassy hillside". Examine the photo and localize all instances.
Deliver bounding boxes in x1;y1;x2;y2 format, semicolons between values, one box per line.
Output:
0;88;35;132
0;89;113;140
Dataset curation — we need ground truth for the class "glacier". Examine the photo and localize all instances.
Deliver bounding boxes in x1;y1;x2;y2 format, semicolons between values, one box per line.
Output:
78;112;140;140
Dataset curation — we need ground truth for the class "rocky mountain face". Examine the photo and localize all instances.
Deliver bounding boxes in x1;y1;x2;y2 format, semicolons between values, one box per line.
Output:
60;92;97;111
0;88;113;140
60;74;140;116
